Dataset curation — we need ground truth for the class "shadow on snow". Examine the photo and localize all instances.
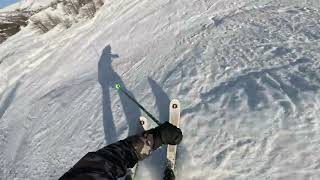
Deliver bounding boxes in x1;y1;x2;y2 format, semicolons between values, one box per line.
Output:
98;45;176;178
98;45;141;144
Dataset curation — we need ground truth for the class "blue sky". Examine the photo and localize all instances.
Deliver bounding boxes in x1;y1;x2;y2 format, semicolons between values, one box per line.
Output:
0;0;19;8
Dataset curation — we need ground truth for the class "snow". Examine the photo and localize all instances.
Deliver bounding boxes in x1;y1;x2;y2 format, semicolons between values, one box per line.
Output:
1;0;320;179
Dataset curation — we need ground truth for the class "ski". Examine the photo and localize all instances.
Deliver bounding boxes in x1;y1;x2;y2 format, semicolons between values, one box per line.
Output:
125;116;150;180
164;99;181;180
116;85;181;179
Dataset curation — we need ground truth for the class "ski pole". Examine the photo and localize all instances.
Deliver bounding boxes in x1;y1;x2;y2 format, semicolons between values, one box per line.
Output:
115;83;161;125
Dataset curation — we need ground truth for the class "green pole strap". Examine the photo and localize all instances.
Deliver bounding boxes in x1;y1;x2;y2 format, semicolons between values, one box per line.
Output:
115;83;161;125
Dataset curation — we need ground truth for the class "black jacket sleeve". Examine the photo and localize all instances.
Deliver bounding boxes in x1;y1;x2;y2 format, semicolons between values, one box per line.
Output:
58;120;183;180
59;139;138;180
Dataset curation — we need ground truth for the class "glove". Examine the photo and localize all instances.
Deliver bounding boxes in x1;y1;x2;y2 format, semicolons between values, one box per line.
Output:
153;121;183;145
127;122;183;161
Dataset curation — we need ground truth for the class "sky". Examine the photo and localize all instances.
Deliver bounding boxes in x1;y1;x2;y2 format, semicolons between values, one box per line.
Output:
0;0;19;8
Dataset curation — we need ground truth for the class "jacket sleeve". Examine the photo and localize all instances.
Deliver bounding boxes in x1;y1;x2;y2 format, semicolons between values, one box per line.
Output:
60;140;138;180
59;131;162;180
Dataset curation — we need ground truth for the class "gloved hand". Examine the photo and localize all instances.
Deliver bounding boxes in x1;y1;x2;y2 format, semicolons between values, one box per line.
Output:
128;121;183;161
153;121;183;145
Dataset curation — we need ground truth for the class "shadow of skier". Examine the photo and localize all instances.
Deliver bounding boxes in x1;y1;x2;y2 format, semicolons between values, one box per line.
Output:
98;45;140;144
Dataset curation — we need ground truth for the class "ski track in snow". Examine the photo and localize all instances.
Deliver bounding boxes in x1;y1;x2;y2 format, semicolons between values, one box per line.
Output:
1;0;320;179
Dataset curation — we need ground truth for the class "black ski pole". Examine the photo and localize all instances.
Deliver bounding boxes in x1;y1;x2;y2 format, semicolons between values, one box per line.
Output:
115;83;161;125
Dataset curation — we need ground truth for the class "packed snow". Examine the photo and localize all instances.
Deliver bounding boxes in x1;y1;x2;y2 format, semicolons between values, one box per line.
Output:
1;0;320;179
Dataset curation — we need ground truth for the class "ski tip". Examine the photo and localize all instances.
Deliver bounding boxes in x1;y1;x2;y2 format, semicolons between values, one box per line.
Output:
115;83;121;89
139;117;146;125
170;99;180;109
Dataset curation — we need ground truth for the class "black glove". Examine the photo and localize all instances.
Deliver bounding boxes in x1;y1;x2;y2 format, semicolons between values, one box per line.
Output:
154;121;183;145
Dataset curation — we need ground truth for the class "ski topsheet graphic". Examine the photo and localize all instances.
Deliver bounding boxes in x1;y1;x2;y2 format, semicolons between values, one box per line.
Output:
139;116;149;130
164;99;181;180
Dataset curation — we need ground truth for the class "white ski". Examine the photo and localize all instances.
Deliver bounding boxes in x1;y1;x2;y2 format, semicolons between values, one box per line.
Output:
125;116;149;180
164;99;181;180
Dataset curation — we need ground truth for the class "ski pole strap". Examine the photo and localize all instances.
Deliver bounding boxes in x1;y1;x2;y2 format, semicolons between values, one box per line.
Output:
115;84;161;125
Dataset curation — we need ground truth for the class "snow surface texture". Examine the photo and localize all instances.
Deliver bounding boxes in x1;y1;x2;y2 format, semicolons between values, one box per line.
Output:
1;0;320;179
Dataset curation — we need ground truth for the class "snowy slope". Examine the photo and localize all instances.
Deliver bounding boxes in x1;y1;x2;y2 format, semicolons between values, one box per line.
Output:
1;0;320;179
